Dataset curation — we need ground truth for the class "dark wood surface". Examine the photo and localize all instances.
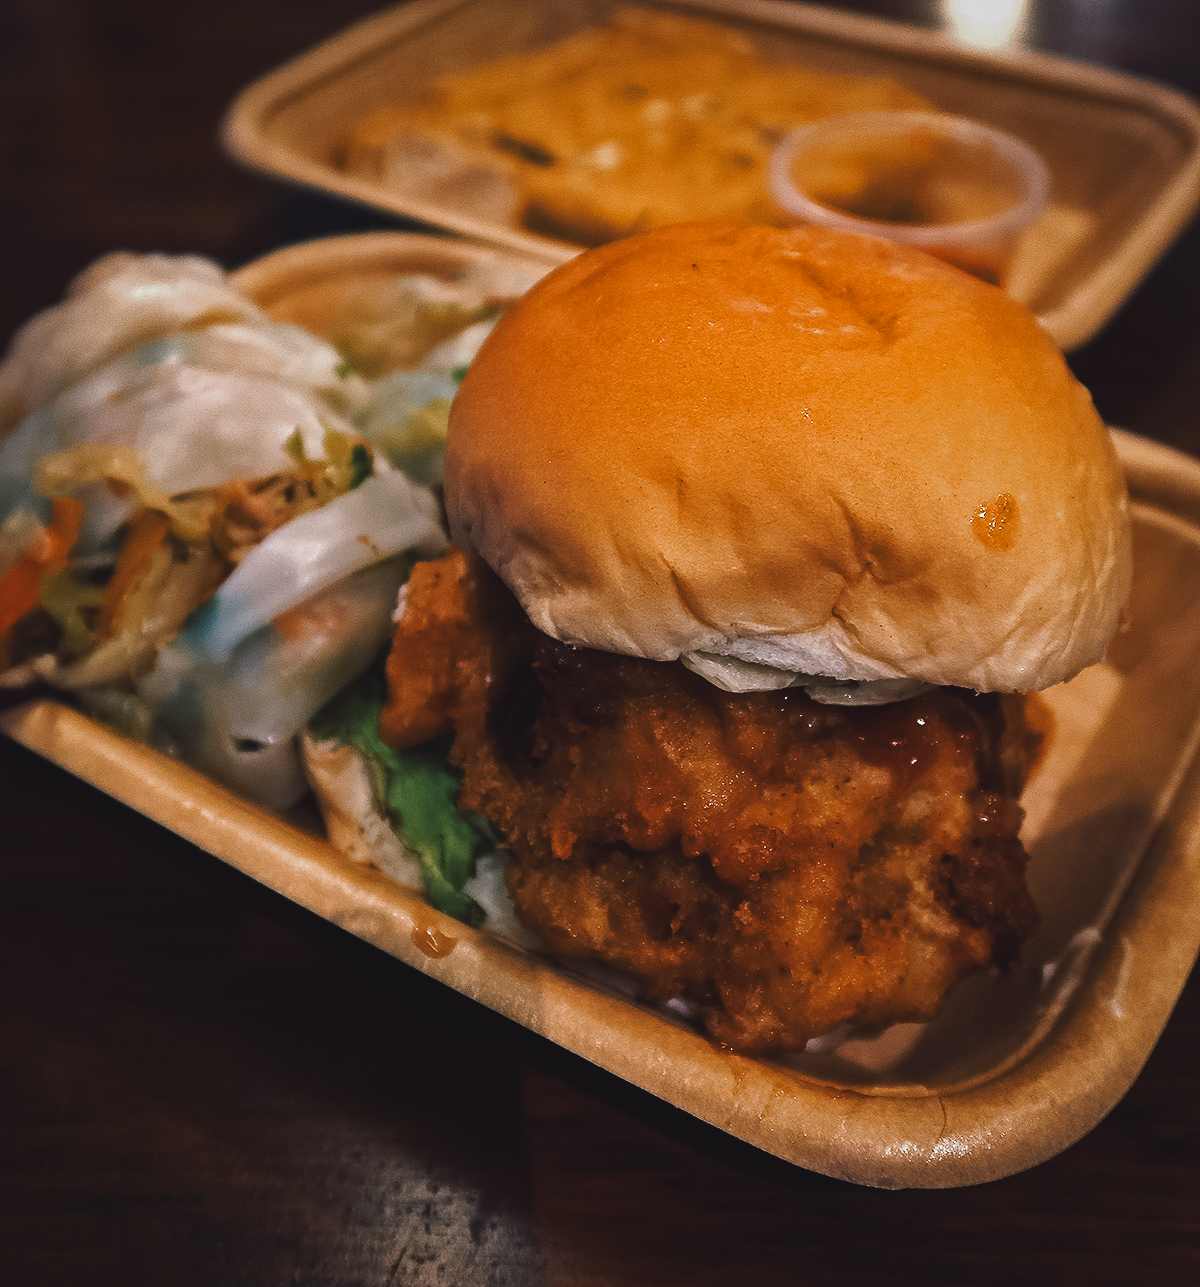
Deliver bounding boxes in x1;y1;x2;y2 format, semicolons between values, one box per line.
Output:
3;2;1200;1283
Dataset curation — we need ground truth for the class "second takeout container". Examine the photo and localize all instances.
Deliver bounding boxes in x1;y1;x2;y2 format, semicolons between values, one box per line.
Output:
7;230;1200;1188
222;0;1200;350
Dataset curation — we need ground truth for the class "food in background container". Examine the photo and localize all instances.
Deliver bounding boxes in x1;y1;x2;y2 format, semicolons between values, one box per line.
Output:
341;7;933;244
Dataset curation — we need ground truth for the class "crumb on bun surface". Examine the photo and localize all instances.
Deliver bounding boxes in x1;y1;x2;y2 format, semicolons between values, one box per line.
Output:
445;222;1131;693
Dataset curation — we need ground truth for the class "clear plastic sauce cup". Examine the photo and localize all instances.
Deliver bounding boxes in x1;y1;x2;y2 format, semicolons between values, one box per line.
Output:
769;111;1050;285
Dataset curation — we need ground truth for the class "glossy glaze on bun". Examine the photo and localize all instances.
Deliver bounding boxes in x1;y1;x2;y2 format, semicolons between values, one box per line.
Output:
445;222;1131;693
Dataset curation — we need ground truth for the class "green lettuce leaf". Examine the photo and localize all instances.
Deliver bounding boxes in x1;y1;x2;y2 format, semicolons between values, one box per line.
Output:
309;659;488;927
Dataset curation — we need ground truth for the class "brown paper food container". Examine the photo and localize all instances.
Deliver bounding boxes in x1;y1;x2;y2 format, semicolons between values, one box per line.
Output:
221;0;1200;351
6;232;1200;1188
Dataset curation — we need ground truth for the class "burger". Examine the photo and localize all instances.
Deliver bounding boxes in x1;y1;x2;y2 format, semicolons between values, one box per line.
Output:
352;222;1131;1054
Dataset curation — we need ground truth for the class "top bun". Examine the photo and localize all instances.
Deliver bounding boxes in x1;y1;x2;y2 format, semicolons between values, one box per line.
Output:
445;222;1131;693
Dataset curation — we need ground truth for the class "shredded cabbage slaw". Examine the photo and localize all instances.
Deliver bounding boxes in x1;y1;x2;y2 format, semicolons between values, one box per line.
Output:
0;249;542;923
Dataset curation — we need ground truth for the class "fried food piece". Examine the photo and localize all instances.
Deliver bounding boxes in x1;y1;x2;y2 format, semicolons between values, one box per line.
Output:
381;547;1038;1053
344;8;932;244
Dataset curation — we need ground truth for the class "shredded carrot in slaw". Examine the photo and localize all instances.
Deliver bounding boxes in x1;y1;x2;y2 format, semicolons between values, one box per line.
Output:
95;508;172;642
0;498;84;640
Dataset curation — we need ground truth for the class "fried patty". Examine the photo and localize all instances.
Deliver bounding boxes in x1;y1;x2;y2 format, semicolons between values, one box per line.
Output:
381;547;1039;1053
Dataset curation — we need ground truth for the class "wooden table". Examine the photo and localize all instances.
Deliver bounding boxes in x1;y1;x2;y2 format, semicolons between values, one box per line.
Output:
2;2;1200;1282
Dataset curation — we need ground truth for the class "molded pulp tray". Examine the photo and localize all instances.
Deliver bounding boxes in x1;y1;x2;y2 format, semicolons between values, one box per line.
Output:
221;0;1200;351
7;232;1200;1188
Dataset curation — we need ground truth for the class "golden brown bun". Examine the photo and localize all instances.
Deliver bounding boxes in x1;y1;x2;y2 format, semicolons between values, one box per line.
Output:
445;223;1131;692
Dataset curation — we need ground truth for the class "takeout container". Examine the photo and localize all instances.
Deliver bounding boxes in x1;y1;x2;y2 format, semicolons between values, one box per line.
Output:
221;0;1200;351
768;110;1051;284
7;230;1200;1188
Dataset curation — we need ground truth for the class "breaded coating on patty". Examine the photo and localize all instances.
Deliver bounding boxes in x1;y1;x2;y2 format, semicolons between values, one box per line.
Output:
381;546;1038;1053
